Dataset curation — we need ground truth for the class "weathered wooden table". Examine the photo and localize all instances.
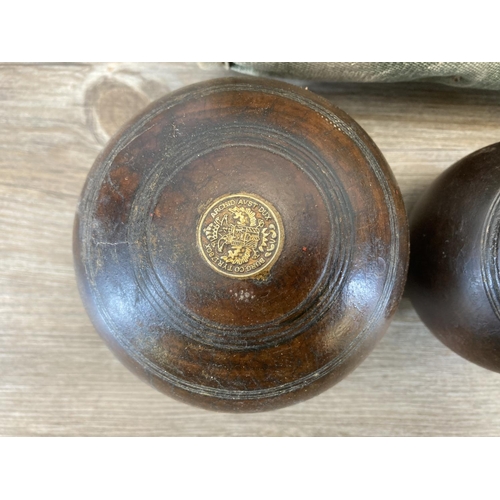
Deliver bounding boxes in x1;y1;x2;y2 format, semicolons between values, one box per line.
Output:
2;62;499;436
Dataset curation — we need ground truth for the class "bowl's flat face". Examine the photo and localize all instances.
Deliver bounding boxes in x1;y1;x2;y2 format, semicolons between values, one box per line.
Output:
74;77;408;412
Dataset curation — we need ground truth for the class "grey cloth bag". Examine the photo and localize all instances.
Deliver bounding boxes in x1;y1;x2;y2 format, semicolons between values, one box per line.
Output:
201;62;500;90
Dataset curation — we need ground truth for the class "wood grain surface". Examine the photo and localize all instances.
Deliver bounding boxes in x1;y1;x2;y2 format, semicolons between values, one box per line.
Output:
1;62;500;436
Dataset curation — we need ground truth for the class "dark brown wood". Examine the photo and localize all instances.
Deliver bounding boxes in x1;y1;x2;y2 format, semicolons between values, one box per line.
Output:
73;76;409;412
408;142;500;373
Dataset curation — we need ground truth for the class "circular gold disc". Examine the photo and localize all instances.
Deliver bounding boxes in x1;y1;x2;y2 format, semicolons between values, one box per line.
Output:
197;193;285;279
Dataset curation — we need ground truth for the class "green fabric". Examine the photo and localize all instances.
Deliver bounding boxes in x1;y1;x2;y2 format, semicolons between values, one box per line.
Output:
225;62;500;90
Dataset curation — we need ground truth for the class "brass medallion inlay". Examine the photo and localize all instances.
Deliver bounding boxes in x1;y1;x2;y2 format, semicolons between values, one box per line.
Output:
197;193;284;279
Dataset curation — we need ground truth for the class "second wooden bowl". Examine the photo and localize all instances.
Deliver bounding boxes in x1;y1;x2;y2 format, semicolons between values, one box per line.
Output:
408;142;500;373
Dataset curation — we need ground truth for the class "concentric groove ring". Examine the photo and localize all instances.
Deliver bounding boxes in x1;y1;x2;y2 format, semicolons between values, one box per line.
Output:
125;124;352;349
481;188;500;320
